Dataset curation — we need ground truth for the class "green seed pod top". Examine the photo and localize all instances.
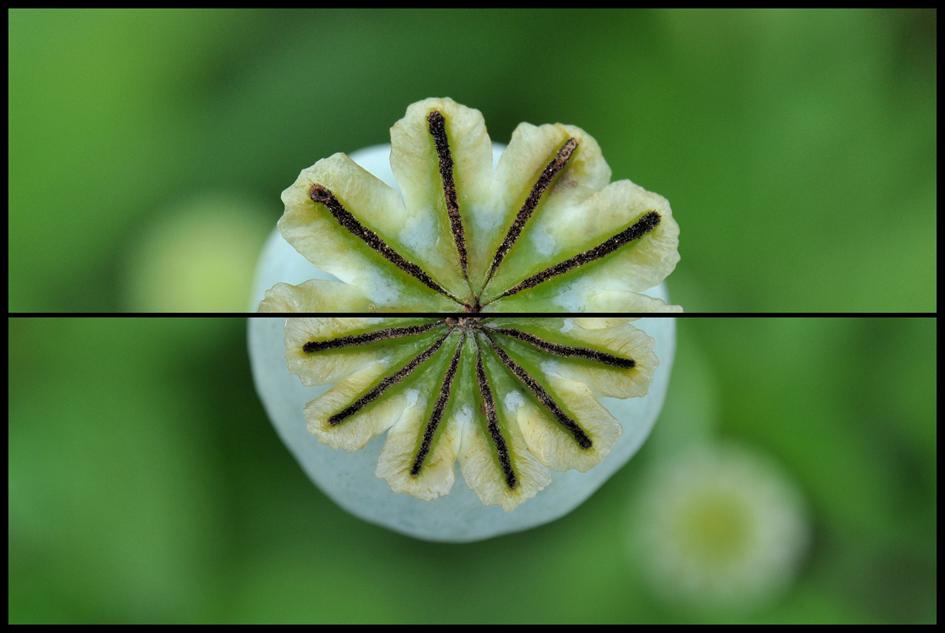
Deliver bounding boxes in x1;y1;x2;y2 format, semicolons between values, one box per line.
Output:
263;97;681;313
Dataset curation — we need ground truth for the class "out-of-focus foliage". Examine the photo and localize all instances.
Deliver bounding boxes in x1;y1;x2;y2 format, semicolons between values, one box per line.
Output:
9;317;936;623
8;9;936;312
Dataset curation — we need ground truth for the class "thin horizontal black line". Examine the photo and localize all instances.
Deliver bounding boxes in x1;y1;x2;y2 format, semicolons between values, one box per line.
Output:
8;6;938;11
7;312;938;318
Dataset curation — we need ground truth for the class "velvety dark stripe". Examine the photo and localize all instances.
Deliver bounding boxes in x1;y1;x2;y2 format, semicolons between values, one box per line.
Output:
485;334;592;449
410;334;465;476
490;327;635;368
475;350;517;489
427;111;468;279
310;184;463;305
486;137;578;282
303;322;439;353
328;332;450;425
496;211;661;300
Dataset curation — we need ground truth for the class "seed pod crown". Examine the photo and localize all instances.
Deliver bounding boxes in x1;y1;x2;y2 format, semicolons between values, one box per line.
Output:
265;97;680;313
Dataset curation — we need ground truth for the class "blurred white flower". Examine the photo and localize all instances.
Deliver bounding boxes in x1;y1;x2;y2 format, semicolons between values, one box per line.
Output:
634;442;809;613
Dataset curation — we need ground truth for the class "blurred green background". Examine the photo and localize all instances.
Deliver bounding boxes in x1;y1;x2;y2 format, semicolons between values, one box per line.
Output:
8;9;937;312
9;317;936;623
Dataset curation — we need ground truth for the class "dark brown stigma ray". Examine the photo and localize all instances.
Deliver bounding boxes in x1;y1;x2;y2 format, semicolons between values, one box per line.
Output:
303;321;440;354
484;137;578;285
427;111;468;281
489;327;635;369
483;332;593;450
494;211;661;301
475;347;517;489
410;333;465;477
310;184;465;307
328;331;452;426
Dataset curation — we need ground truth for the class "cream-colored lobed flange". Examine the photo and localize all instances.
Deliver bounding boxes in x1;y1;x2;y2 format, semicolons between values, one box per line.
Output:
248;144;676;542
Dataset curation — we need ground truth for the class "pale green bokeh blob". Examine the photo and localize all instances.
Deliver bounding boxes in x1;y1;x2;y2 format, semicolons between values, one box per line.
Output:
123;193;271;312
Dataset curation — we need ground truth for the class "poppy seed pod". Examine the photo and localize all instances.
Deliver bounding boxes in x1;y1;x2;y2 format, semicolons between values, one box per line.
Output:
249;99;679;541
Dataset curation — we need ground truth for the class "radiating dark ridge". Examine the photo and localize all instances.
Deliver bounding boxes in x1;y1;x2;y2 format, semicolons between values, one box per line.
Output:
328;332;451;425
410;334;465;476
427;111;468;279
490;327;635;368
476;349;517;489
303;322;439;353
484;333;593;449
486;137;578;282
495;211;661;301
310;184;464;306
